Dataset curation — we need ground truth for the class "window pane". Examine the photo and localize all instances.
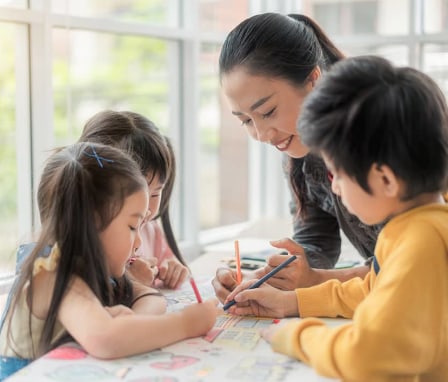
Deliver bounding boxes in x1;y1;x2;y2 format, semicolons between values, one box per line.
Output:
0;23;26;275
199;0;248;32
52;29;172;146
423;0;448;33
199;43;249;229
343;45;409;65
422;44;448;97
303;0;409;35
0;0;27;8
51;0;180;26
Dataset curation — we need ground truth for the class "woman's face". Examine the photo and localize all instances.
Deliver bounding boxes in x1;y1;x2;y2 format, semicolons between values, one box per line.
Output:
221;67;313;158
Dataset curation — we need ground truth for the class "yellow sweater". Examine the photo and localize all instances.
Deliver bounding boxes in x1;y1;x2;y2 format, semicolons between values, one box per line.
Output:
271;204;448;382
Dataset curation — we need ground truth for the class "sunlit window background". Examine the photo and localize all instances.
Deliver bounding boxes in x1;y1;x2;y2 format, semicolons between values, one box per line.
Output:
1;0;448;283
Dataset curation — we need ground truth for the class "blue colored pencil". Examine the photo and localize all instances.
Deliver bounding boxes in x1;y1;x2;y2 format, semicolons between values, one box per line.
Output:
223;255;297;311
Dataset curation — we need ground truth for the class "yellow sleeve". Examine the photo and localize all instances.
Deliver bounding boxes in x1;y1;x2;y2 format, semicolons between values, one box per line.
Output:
296;273;371;318
271;221;447;381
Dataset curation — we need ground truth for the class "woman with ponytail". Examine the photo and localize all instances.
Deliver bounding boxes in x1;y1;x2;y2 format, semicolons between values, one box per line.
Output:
213;13;382;301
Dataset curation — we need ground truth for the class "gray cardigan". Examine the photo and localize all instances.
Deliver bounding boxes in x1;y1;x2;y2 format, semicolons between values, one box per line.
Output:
287;154;383;269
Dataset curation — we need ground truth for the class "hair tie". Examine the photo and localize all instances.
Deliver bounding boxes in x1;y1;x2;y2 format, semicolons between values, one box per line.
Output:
84;145;114;168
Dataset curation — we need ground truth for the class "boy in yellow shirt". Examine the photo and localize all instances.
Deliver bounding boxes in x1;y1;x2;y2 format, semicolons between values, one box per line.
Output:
225;55;448;381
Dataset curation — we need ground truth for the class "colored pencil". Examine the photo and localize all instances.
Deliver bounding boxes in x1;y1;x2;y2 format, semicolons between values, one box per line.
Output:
234;240;242;284
189;276;203;303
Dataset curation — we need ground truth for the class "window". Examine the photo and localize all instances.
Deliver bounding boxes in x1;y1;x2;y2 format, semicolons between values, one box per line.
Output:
1;0;447;280
53;29;173;145
0;22;31;280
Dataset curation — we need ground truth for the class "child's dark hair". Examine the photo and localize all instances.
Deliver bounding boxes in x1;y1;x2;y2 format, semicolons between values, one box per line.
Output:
7;142;147;357
298;55;448;199
78;110;185;266
219;12;345;215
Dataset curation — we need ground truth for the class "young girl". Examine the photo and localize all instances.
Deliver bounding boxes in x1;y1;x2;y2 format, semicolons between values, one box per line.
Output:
79;110;189;289
0;142;220;379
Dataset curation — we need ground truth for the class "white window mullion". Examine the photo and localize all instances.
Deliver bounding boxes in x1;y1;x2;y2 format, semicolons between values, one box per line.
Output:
15;24;33;240
29;14;54;228
178;0;201;260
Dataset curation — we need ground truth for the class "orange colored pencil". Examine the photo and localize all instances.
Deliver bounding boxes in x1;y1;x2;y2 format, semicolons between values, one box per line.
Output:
234;240;242;284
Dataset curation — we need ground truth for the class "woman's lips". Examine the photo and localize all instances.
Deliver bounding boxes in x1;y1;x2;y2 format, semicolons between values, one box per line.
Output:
274;136;293;151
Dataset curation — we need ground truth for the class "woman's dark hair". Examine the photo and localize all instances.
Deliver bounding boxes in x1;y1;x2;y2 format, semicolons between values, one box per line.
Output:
219;13;344;84
78;110;186;266
299;55;448;199
7;142;146;357
219;12;345;214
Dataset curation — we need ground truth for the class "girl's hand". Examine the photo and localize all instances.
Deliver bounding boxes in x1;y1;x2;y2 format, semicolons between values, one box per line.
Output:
255;238;319;289
127;257;158;287
224;279;298;318
158;259;189;289
181;298;222;338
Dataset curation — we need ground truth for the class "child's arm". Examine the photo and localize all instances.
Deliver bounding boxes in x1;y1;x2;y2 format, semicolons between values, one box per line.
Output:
57;276;221;359
130;282;166;315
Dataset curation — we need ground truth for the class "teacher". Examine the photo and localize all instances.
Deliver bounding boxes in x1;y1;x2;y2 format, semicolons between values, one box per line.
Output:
213;12;382;301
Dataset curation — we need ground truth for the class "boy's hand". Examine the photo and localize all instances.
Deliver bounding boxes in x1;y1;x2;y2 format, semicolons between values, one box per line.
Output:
224;279;298;318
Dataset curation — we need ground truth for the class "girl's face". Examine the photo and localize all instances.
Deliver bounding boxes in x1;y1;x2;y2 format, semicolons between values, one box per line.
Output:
145;173;164;222
221;68;312;158
100;189;148;277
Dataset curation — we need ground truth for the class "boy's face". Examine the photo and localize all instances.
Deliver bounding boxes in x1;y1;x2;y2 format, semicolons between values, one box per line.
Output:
322;154;395;225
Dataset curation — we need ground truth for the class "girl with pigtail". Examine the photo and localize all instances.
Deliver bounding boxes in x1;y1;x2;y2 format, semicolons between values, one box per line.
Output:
0;142;220;380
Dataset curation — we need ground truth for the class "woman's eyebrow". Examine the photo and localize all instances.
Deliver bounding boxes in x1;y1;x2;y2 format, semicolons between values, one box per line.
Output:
231;94;274;116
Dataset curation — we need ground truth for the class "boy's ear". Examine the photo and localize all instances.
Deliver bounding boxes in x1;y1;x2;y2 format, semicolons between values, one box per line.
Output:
371;163;400;197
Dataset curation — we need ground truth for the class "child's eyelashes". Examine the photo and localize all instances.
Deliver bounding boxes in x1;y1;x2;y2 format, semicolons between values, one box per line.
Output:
241;118;252;126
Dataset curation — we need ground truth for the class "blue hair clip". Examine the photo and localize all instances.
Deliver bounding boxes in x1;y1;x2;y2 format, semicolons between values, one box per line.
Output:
84;145;114;168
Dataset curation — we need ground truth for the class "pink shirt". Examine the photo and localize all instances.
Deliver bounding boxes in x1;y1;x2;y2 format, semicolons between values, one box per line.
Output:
135;220;174;266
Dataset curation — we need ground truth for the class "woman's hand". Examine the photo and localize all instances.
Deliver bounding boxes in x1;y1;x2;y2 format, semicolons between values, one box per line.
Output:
224;279;298;318
211;267;258;303
158;259;189;289
254;238;320;289
211;267;238;303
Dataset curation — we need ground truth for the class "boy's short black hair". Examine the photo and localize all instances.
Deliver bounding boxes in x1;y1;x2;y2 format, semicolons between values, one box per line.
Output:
298;55;448;199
